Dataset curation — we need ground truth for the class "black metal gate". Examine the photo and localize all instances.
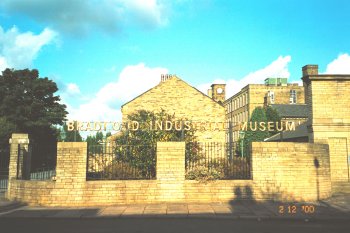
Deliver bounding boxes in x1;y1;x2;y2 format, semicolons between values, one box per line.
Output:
0;146;10;193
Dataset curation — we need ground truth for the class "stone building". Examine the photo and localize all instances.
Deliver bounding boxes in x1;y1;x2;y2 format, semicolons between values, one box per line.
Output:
302;65;350;183
224;77;305;141
268;104;308;126
121;75;226;143
266;65;350;185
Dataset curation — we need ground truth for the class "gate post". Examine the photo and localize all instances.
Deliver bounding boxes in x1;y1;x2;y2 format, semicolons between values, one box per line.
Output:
156;142;185;201
7;133;30;197
8;134;30;180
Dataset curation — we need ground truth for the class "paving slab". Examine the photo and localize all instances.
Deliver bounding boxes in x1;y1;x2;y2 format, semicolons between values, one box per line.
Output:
166;204;189;215
1;193;350;220
143;205;167;215
98;206;127;217
229;202;254;215
121;205;145;216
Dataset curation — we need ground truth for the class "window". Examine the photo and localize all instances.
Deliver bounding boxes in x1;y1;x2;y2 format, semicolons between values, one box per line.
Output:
268;91;275;104
290;90;297;104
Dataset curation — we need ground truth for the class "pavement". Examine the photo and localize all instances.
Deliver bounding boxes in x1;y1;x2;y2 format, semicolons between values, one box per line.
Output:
0;193;350;220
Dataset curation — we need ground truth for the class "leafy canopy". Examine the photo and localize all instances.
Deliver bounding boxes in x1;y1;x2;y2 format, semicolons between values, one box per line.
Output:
0;68;67;147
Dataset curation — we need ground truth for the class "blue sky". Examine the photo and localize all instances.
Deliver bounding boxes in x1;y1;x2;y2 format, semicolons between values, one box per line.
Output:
1;0;350;123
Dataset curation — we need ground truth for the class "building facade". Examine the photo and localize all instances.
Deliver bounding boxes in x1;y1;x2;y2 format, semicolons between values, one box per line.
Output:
121;75;226;143
302;65;350;183
224;78;305;142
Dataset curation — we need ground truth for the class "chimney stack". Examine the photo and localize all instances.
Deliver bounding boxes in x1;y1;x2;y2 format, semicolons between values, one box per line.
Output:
207;89;212;98
161;74;175;82
302;65;318;77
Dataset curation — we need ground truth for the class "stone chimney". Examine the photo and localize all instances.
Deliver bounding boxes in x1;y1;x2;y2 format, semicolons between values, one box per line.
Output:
211;84;226;103
207;89;212;98
302;65;318;77
160;74;175;82
301;65;319;142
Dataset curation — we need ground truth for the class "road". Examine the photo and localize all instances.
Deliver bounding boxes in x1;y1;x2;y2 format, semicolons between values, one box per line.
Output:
0;218;349;233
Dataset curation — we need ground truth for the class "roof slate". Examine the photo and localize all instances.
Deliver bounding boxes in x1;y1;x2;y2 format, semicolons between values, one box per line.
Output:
270;104;308;118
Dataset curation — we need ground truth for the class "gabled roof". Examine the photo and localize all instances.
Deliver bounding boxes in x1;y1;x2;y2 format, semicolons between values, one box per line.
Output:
121;76;224;107
270;104;308;118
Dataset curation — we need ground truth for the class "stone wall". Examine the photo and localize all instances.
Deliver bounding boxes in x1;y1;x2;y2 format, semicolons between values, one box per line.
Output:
302;68;350;185
328;138;349;182
7;134;333;206
251;142;331;201
225;84;305;141
121;76;226;143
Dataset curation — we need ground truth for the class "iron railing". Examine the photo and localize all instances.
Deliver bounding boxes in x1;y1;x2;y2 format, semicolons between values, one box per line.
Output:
87;143;157;180
30;168;56;180
17;144;56;181
0;147;9;192
185;142;251;180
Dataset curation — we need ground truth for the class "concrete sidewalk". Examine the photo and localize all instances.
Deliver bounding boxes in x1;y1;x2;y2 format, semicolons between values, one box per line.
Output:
0;199;349;220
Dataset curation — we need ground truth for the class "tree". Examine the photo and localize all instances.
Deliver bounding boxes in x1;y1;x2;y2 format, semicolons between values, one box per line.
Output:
115;110;197;145
113;110;198;177
265;106;282;136
57;122;83;142
86;131;104;146
0;69;67;166
239;107;270;157
0;117;16;148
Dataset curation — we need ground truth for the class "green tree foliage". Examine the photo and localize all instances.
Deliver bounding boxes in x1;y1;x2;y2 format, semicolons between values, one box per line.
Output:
0;117;16;147
115;110;197;145
113;110;197;176
239;107;270;157
0;69;67;165
265;106;282;136
86;131;105;146
57;122;83;142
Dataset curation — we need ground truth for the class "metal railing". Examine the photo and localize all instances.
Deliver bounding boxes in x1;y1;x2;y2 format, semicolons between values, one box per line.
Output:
0;147;9;191
87;143;157;180
17;144;56;181
185;142;251;180
0;171;8;193
30;168;56;180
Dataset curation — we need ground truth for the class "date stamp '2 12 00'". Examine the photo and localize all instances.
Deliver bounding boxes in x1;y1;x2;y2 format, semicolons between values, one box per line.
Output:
278;205;316;215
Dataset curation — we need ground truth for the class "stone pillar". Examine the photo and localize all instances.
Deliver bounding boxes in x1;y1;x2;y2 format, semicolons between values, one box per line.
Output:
8;134;30;180
156;142;185;201
328;138;349;182
51;142;87;206
7;133;30;198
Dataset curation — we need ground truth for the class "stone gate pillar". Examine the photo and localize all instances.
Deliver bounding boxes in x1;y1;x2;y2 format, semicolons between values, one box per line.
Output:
156;142;185;201
7;133;30;198
8;133;30;180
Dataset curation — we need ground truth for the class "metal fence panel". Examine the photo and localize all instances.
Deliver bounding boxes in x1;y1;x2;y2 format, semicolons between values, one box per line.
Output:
17;144;56;181
185;142;251;180
0;147;9;192
87;144;157;180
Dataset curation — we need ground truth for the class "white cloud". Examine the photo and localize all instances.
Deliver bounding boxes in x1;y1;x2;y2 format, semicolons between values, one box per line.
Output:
197;56;292;98
0;0;170;36
66;83;81;96
67;63;168;122
0;26;57;71
324;53;350;74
